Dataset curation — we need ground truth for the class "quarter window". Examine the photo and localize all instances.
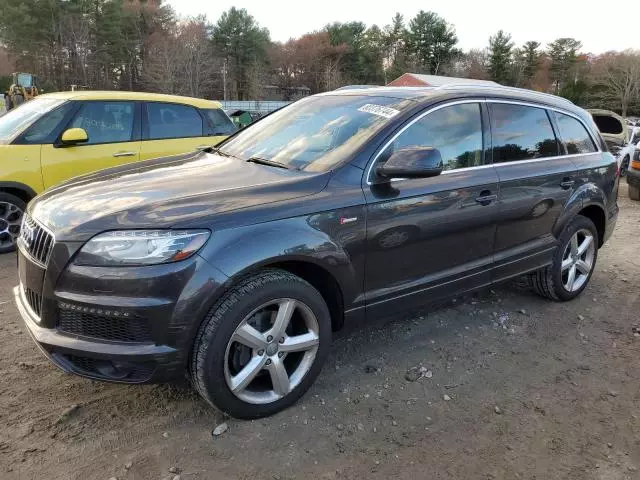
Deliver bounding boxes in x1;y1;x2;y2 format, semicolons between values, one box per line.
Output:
489;103;559;162
554;112;597;154
147;103;203;140
379;103;484;172
68;102;135;145
203;109;237;136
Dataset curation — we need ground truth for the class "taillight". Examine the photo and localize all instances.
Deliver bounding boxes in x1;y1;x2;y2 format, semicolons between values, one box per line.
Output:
631;159;640;170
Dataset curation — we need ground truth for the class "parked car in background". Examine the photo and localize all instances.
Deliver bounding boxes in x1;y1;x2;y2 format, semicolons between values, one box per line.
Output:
625;142;640;200
14;85;618;419
588;109;636;176
0;91;236;253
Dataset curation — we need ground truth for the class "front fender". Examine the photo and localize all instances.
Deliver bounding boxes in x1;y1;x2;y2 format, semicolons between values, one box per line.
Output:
198;214;364;308
553;182;605;239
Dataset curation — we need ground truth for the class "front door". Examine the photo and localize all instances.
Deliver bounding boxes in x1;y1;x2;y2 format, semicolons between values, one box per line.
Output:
488;101;579;281
41;101;140;189
363;101;499;317
140;102;224;161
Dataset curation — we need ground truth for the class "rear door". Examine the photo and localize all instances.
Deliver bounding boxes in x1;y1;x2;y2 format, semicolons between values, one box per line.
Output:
140;102;223;160
489;101;578;282
40;101;141;189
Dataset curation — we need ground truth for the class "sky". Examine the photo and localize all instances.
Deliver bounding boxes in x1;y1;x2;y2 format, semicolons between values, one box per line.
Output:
167;0;638;54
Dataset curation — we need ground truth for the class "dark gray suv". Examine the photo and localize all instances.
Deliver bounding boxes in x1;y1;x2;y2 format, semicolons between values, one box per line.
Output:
13;85;619;418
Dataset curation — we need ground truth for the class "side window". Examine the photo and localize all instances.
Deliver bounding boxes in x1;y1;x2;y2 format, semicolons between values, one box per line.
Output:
67;102;135;145
490;103;559;162
147;103;203;140
202;108;237;136
379;103;484;172
20;102;75;144
554;112;597;154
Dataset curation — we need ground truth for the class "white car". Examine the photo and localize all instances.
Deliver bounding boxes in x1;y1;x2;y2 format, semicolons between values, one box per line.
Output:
589;109;639;176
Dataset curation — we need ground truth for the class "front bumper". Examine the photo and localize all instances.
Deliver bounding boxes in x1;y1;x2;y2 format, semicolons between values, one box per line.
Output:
14;243;229;384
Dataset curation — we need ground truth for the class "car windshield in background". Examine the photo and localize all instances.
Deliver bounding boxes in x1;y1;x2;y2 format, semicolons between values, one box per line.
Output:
0;98;65;143
218;95;415;172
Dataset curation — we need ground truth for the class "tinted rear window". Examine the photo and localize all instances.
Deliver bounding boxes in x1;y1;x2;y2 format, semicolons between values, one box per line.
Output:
554;112;597;154
592;115;623;135
147;103;203;140
490;103;559;162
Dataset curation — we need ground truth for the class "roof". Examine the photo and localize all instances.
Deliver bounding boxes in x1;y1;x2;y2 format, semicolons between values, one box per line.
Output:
39;91;222;109
388;73;499;87
323;84;577;111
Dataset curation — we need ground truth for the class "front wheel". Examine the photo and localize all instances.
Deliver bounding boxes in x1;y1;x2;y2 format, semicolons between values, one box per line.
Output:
530;215;598;301
190;269;332;419
629;185;640;201
0;193;26;254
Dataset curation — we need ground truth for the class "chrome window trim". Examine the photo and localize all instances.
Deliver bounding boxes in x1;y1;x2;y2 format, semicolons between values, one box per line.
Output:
365;98;601;185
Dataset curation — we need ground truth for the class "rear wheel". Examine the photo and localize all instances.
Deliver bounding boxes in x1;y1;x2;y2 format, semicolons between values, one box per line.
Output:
191;269;332;419
0;193;26;254
629;185;640;201
620;156;630;177
530;215;598;301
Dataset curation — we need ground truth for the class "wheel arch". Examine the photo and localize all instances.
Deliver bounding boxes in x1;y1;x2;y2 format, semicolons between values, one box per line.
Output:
0;181;37;205
554;183;607;248
220;257;347;332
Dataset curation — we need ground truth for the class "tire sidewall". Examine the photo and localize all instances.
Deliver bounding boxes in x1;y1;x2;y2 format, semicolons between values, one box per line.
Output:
197;274;332;419
551;216;598;301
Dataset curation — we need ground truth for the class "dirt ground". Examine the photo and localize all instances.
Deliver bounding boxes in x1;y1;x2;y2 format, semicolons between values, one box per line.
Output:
1;183;639;480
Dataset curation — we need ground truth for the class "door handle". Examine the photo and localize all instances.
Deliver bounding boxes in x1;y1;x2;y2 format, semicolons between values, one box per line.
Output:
560;178;575;189
475;192;498;205
112;151;137;158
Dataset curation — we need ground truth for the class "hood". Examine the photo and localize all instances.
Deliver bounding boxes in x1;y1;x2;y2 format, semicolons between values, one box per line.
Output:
588;109;629;149
31;151;330;240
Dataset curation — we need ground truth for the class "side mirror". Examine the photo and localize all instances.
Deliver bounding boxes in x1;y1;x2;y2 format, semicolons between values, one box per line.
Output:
59;128;88;146
376;147;443;180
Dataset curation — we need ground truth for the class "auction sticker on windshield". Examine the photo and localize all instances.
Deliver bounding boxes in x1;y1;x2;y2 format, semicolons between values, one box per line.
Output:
358;104;400;119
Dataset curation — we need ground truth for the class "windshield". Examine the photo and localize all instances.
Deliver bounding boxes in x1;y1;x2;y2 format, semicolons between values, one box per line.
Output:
218;95;415;172
0;98;66;143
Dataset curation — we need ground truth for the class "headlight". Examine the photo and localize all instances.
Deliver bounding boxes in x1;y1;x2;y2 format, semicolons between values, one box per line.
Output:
75;230;210;266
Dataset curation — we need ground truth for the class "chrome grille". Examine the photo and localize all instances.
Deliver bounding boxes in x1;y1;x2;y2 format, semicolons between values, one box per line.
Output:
20;215;54;265
24;286;43;317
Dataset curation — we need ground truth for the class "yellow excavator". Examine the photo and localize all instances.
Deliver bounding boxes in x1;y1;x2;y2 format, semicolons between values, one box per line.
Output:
4;72;39;111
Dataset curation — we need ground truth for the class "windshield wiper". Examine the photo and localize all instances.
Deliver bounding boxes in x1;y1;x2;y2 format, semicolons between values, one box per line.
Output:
246;157;290;169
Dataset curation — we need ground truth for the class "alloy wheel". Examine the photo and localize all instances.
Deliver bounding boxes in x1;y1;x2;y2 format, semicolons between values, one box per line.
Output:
0;201;23;250
561;228;595;292
224;298;320;404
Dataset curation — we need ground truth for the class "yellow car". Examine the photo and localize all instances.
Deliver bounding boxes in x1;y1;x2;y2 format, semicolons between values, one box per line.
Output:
0;91;236;252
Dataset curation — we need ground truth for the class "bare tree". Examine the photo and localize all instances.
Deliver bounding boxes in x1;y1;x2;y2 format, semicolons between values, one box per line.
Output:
592;50;640;116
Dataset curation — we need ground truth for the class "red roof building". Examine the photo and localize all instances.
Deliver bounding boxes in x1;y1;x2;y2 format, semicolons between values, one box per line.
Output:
387;73;498;87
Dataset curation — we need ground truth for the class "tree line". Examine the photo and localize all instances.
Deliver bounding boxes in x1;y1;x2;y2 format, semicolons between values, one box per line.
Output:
0;0;638;115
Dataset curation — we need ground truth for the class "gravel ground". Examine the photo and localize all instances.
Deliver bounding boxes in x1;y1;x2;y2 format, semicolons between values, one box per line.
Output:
1;183;639;480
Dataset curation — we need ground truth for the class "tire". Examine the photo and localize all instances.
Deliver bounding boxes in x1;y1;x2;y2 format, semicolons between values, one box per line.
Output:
620;156;630;177
0;192;26;254
629;185;640;201
190;269;332;419
530;215;598;301
12;94;24;107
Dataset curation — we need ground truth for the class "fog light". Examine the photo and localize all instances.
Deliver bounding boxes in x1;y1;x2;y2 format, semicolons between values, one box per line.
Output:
58;302;132;318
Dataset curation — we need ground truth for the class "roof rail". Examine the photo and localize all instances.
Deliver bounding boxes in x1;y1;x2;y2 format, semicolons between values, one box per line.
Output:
437;83;575;106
